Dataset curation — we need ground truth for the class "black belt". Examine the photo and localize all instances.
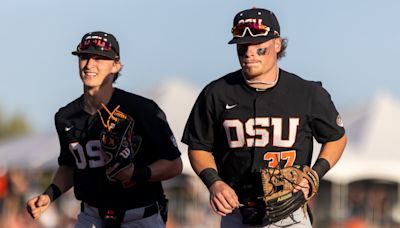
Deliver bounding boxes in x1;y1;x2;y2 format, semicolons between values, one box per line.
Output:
142;203;159;218
81;202;159;219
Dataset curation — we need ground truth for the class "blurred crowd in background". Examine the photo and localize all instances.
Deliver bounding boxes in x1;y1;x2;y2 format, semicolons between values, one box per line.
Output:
0;166;399;228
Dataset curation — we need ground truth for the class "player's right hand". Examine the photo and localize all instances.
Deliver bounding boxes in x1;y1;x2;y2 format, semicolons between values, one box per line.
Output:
208;180;240;216
26;194;51;220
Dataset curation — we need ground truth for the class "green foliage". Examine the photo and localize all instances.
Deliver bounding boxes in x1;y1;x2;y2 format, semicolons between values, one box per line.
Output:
0;108;30;140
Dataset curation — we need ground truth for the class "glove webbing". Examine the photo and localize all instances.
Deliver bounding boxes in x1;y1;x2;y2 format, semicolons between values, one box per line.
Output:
261;167;304;202
97;103;128;131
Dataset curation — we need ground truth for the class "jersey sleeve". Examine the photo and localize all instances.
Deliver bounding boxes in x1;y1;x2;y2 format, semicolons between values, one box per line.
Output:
141;101;181;160
181;86;215;152
54;112;76;167
309;83;345;143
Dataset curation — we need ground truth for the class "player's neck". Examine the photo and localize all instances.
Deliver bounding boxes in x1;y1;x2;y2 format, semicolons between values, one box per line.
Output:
83;85;114;115
242;67;279;90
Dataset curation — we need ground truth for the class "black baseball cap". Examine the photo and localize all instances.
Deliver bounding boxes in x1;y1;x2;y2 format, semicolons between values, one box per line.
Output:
228;8;280;44
72;31;120;60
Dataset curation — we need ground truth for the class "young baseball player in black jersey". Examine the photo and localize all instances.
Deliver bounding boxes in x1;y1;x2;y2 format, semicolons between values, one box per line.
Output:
182;8;347;227
26;31;182;228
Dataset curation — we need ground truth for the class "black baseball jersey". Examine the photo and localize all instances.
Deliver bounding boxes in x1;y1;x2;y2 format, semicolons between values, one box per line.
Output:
182;69;345;189
55;88;181;209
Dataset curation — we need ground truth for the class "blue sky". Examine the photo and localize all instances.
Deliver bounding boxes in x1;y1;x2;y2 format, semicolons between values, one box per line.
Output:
1;0;399;132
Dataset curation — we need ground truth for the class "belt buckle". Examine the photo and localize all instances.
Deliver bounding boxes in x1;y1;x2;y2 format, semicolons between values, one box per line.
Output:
99;208;125;228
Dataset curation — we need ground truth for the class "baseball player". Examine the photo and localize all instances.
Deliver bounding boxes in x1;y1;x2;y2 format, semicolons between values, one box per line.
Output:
182;7;347;227
26;31;182;228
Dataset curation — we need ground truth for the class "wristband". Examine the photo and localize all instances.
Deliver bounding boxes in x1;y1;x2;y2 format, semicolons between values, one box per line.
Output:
43;184;62;202
131;166;152;183
198;168;222;188
312;158;331;179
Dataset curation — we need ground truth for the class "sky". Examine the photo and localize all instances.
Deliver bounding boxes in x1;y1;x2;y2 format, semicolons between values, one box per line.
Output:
1;0;399;132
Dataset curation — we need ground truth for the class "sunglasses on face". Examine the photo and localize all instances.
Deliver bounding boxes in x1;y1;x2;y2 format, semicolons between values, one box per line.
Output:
78;38;115;52
232;22;272;37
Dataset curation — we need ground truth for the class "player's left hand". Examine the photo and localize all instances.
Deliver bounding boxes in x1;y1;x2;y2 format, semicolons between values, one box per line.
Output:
293;178;310;198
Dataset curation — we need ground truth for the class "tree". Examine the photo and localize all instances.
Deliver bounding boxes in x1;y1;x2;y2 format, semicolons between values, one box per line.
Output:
0;108;30;140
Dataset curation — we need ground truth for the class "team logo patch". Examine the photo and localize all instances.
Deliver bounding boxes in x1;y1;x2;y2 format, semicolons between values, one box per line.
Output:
336;115;344;127
170;135;178;148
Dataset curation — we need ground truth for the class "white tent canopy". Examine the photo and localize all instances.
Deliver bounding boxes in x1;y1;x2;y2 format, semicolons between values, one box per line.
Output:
0;132;59;169
144;79;200;176
324;92;400;184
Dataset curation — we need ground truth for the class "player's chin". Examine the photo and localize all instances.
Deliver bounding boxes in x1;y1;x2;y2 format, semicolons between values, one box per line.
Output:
242;68;261;77
82;80;100;88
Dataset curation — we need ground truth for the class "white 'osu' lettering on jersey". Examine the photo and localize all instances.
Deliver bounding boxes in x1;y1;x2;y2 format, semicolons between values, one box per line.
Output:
69;140;105;169
223;117;299;148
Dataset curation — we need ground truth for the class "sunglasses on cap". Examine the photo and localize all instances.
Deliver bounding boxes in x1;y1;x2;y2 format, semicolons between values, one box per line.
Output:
78;38;116;52
232;22;276;38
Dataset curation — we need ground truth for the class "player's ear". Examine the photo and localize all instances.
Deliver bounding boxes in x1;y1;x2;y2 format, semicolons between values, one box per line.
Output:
111;61;122;73
274;38;282;53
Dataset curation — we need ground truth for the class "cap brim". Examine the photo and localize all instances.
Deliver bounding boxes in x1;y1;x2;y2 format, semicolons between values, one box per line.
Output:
228;35;276;44
71;50;117;60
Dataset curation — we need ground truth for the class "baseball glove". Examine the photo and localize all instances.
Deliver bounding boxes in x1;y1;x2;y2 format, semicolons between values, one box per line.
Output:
260;165;319;223
97;103;141;182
